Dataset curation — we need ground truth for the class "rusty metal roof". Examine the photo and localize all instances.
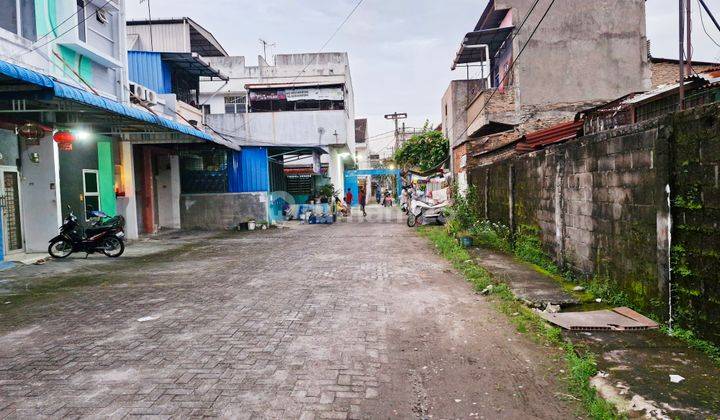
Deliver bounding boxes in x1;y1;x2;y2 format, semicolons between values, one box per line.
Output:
515;120;583;153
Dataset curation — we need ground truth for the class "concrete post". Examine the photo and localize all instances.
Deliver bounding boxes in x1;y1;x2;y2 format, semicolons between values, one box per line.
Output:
142;147;155;234
116;142;139;240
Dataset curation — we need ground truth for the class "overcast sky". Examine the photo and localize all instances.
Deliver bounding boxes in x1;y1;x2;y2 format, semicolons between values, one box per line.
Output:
127;0;720;155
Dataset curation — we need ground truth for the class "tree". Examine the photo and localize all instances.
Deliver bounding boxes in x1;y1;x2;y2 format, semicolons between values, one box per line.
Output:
393;129;449;172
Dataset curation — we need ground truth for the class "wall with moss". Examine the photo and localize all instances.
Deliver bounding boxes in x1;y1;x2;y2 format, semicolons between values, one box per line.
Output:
669;106;720;342
468;103;720;343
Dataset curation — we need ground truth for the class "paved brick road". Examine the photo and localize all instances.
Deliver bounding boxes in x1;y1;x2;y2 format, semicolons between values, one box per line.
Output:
0;207;577;419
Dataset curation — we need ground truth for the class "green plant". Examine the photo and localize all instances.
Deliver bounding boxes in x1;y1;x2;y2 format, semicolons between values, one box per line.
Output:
419;226;619;419
393;128;449;171
318;183;336;198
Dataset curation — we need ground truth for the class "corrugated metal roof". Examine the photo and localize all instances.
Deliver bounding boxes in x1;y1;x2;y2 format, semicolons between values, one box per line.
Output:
0;57;214;142
128;51;172;93
516;120;583;153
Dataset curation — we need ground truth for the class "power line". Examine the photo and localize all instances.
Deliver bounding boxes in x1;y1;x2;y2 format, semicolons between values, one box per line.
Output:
289;0;365;85
455;0;557;141
14;0;115;59
697;0;720;50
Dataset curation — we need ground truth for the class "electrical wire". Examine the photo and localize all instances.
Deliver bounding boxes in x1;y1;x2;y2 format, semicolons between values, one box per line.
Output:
289;0;365;85
697;0;720;50
454;0;557;141
14;0;116;59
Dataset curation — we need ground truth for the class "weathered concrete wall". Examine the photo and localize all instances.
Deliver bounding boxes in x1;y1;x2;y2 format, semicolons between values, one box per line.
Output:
469;103;720;343
180;193;267;230
669;106;720;341
497;0;651;106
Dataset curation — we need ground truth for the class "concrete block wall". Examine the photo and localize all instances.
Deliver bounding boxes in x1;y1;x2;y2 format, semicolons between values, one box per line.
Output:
179;193;267;230
468;103;720;342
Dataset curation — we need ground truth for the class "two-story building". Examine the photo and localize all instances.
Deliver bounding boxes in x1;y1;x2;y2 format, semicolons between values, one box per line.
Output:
0;2;220;260
199;53;357;211
444;0;651;183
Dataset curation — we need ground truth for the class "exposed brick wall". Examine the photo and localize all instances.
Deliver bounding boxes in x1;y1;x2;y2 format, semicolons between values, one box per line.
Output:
468;103;720;343
651;61;718;88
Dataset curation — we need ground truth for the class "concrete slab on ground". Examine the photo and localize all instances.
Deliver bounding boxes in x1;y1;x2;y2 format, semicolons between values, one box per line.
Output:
470;246;579;307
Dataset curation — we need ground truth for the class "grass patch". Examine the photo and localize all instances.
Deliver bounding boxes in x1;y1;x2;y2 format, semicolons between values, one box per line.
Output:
663;326;720;365
419;226;619;420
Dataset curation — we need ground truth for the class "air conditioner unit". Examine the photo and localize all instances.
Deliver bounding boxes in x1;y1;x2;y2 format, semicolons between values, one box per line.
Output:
129;83;146;103
144;89;158;106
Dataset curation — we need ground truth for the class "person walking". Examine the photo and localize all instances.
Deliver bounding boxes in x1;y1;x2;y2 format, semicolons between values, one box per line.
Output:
375;188;382;204
359;188;367;217
345;188;353;215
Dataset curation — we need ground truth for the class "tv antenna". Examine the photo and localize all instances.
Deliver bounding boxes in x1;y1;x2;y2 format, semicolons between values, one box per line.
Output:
259;38;277;62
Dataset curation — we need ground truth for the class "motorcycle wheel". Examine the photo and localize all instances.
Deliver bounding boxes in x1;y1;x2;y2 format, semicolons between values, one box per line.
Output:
407;214;418;227
48;238;73;259
102;236;125;258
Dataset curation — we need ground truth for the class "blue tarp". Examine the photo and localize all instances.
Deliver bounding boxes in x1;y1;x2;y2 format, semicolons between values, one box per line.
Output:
0;58;213;141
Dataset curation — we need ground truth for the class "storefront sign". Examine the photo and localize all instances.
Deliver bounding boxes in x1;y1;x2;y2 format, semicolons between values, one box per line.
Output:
249;91;287;101
285;87;344;102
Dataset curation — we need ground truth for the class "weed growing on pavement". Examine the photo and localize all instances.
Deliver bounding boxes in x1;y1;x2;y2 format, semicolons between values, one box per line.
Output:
419;226;619;420
662;326;720;365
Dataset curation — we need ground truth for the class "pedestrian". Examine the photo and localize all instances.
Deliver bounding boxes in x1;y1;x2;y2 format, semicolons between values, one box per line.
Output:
345;188;353;215
375;188;382;204
359;188;367;217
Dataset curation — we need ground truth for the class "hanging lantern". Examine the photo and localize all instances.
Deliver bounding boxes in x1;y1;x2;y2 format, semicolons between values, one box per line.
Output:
18;123;45;141
53;130;75;151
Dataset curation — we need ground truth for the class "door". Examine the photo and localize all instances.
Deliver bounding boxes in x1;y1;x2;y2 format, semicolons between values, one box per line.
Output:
82;169;101;221
1;170;23;253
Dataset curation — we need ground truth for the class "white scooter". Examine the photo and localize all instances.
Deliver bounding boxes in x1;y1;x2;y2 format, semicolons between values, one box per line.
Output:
407;198;448;227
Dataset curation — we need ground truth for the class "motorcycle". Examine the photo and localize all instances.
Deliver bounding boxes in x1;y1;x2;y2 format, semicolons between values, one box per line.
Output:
407;199;448;227
48;209;126;259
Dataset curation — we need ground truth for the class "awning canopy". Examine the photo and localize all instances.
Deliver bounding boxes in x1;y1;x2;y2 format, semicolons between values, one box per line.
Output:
159;52;228;80
0;58;238;149
451;26;514;70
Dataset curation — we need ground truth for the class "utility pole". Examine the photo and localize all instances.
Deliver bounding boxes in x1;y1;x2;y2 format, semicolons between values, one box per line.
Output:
140;0;154;50
384;112;407;152
679;0;685;110
687;0;692;76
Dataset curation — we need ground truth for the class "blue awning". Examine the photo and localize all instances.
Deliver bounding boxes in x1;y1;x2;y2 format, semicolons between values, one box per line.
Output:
0;58;215;143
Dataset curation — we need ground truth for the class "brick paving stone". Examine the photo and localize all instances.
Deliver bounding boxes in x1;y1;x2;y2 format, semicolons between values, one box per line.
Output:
0;207;578;418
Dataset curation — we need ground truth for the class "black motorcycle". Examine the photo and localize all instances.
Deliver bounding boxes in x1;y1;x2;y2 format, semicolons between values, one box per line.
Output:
48;209;126;259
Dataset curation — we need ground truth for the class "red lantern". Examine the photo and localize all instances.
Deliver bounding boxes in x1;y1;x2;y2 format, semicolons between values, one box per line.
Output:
53;130;75;151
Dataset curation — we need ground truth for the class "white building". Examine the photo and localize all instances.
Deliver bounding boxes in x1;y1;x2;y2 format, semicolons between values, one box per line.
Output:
199;53;356;192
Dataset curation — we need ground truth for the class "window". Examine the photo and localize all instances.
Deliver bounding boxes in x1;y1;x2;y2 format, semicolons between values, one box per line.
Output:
82;169;100;220
201;104;211;116
77;0;86;42
224;95;247;114
0;0;36;41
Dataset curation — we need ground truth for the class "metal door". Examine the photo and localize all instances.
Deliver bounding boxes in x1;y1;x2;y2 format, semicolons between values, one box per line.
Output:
2;171;22;252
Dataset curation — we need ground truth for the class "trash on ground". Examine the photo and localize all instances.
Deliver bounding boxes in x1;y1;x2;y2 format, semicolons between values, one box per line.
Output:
480;285;493;295
573;285;585;292
595;298;603;303
544;303;561;313
137;316;159;322
669;374;685;383
538;307;659;331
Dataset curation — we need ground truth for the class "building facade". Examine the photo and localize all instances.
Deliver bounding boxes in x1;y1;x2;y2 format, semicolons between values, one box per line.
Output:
199;53;357;203
447;0;651;180
0;2;219;261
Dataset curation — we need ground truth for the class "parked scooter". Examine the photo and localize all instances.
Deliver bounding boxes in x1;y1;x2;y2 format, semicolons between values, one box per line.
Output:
48;208;126;258
407;198;448;227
